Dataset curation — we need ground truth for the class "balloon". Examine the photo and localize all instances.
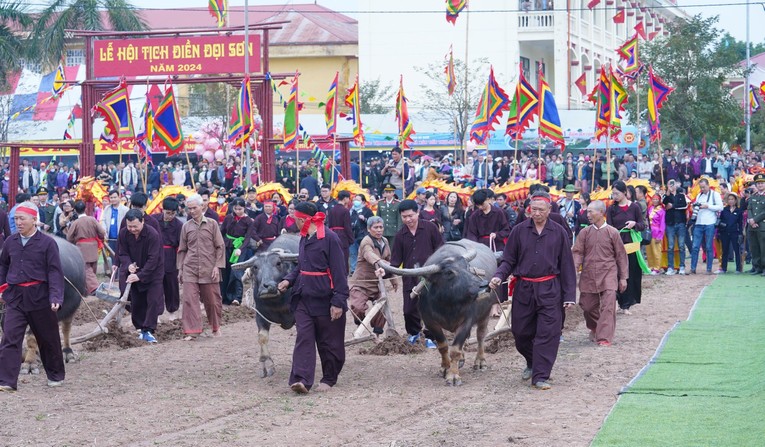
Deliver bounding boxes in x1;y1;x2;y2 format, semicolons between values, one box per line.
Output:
192;132;205;143
202;151;215;163
205;138;220;151
214;149;225;160
466;140;477;152
194;144;206;155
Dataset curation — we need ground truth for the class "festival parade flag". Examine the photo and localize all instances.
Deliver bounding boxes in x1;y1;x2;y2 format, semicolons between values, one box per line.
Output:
153;85;184;156
613;9;625;23
505;66;538;141
228;76;253;147
208;0;227;28
634;21;647;40
749;85;761;114
617;33;640;76
445;46;456;96
594;66;611;140
608;66;629;138
587;0;601;9
136;91;154;163
760;81;765;101
538;73;565;151
647;66;674;142
92;78;134;142
395;75;416;149
283;72;299;151
52;63;66;96
63;108;76;140
345;74;364;146
470;66;510;144
575;72;587;96
446;0;467;24
325;71;339;135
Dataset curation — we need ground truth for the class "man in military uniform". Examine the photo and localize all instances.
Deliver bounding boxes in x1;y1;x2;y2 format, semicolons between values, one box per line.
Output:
747;173;765;276
377;183;402;246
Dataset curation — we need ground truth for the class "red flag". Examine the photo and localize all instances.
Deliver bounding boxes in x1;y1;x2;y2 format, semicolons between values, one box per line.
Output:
587;0;601;8
613;10;625;23
575;73;587;96
634;21;647;40
648;31;659;41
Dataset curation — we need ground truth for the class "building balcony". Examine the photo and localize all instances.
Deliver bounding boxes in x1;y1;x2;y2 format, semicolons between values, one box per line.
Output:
518;11;555;40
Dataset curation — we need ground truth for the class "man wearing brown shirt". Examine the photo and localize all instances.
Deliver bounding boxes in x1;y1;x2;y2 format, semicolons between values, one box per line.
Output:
572;200;628;346
177;194;226;340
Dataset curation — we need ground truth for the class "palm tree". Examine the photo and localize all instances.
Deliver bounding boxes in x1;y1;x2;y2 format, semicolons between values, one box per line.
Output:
32;0;148;69
0;0;32;87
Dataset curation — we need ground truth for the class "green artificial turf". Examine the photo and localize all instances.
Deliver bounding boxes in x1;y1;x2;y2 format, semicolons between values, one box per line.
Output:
591;275;765;447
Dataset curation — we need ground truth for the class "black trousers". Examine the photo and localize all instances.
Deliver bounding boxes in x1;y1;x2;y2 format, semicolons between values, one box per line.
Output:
617;252;642;310
0;306;64;389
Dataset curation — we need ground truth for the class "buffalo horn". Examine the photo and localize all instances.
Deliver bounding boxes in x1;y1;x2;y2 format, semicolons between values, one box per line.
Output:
462;249;477;262
278;252;299;262
232;256;257;271
494;251;504;260
378;261;441;277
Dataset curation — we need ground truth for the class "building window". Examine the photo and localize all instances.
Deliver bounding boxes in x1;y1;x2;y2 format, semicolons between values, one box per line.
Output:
536;62;546;84
520;57;531;80
66;49;85;66
20;59;41;73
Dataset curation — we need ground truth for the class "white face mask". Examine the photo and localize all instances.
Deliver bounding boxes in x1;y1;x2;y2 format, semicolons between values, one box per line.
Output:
217;198;225;204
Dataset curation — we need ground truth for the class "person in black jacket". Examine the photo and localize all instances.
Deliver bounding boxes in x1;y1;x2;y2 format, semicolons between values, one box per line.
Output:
717;192;744;273
662;179;688;275
349;194;374;274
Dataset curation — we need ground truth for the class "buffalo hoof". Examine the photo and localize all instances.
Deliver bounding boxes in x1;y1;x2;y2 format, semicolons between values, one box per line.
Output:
19;363;30;375
473;359;489;371
260;359;276;378
458;359;465;369
445;374;463;387
31;366;40;375
64;348;76;363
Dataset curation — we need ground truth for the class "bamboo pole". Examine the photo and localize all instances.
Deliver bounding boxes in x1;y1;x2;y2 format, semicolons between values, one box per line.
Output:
184;146;196;190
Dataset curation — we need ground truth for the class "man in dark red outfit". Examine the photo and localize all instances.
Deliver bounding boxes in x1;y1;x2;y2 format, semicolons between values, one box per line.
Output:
252;201;280;252
277;202;349;394
0;202;65;392
490;191;576;390
156;197;183;316
327;190;354;271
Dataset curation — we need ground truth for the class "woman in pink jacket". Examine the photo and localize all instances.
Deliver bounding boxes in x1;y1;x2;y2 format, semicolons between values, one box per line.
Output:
646;194;666;274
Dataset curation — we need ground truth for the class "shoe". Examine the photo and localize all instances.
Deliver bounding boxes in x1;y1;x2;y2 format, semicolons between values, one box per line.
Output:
521;367;532;381
622;308;632;315
0;384;16;392
425;339;437;349
232;300;240;306
533;381;552;390
665;268;676;276
142;331;158;344
714;269;724;274
47;380;64;387
589;330;596;342
649;269;658;276
748;269;761;275
690;269;696;275
407;334;420;345
679;268;687;275
598;340;612;347
290;382;308;394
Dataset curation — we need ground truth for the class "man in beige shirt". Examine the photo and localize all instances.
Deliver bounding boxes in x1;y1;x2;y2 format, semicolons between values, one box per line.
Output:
177;194;226;340
572;200;629;347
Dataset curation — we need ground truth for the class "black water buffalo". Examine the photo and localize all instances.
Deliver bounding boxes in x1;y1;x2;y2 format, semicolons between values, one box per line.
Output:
232;234;299;378
379;239;497;386
0;237;86;374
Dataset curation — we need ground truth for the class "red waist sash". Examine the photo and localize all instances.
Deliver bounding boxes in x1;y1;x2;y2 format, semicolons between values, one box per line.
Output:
520;275;557;283
0;280;43;293
329;226;345;230
78;237;104;249
300;269;334;288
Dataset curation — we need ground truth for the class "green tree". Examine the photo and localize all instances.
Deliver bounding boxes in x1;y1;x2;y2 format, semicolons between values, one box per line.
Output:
639;15;743;148
0;0;32;87
359;77;394;114
414;57;490;150
31;0;147;69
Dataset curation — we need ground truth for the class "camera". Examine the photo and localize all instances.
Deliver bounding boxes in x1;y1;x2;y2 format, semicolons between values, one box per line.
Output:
689;203;701;223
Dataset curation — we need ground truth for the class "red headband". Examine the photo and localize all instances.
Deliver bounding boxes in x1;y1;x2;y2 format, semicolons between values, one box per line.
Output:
529;196;551;203
294;211;326;239
16;206;38;218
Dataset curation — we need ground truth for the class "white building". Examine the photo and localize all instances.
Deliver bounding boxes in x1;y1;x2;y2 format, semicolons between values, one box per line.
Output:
359;0;687;115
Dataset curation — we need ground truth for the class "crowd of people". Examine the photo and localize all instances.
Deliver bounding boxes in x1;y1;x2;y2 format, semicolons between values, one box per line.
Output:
0;144;764;394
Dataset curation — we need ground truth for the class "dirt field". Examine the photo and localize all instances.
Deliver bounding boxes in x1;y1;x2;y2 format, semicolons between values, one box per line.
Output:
0;273;714;447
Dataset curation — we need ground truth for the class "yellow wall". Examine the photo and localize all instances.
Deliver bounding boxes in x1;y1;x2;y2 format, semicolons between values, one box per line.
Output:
269;54;359;114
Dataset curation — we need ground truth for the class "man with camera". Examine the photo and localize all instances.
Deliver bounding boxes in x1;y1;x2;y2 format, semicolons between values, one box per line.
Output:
689;178;723;274
663;179;688;275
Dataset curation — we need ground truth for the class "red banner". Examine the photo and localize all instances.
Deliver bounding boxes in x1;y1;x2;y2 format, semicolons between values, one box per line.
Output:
93;35;261;78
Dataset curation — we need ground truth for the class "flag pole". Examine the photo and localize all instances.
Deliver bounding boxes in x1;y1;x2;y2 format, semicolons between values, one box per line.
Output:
331;132;337;189
142;155;147;194
658;139;665;187
184;145;197;190
295;137;300;193
462;4;470;162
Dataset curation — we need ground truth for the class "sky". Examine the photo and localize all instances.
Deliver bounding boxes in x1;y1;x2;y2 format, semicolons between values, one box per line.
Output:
112;0;765;44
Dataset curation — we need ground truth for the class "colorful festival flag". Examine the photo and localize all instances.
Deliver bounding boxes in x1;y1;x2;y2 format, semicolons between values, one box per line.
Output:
445;46;456;96
91;78;134;142
283;72;299;151
647;66;673;142
634;21;647;40
617;33;640;75
446;0;467;24
749;85;761;114
608;67;629;137
469;66;510;144
52;63;66;96
395;75;416;149
153;85;184;156
575;73;587;96
505;66;538;140
759;81;765;101
325;71;339;135
63;108;76;140
208;0;227;28
594;66;611;140
538;73;565;151
613;9;625;23
587;0;601;9
345;74;364;146
136;91;154;163
228;76;253;147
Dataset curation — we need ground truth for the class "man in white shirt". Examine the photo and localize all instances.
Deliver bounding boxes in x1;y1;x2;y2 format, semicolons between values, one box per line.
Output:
637;154;654;180
690;178;723;274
